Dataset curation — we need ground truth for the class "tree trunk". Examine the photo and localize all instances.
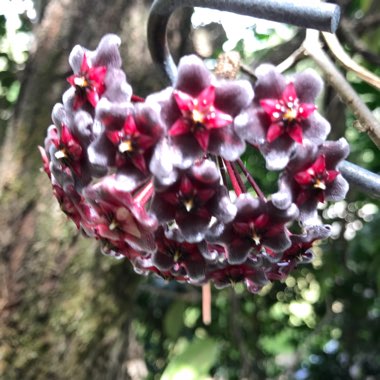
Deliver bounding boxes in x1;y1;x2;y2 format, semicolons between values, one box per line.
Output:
0;1;162;378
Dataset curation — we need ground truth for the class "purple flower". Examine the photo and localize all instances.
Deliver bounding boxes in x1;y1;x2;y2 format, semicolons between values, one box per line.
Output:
149;55;253;167
88;102;164;191
268;225;331;281
272;138;349;223
151;227;207;283
169;85;233;151
40;34;351;293
67;53;107;109
235;65;330;170
66;34;131;111
84;176;158;253
260;82;317;144
150;159;236;243
209;262;270;293
209;194;298;265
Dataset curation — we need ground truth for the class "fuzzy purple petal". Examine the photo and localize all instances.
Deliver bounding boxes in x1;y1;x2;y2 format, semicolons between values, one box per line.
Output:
234;108;267;146
93;34;122;68
175;55;212;96
209;186;237;223
293;69;323;103
303;112;331;145
227;238;254;265
177;214;210;243
321;138;350;167
214;80;254;116
149;138;181;186
254;64;286;100
87;134;115;176
260;138;295;171
325;174;349;201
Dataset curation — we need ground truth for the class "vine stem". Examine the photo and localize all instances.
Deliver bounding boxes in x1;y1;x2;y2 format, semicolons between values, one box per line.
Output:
202;283;212;325
224;160;243;196
131;94;145;102
303;29;380;148
230;161;247;193
134;180;154;206
236;158;266;200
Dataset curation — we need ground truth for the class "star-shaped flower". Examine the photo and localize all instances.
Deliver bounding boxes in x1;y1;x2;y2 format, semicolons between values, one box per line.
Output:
272;138;349;223
260;82;316;143
106;114;156;173
208;195;298;265
294;155;339;203
209;262;269;293
234;65;330;170
67;54;107;109
50;124;83;176
151;227;207;282
169;85;233;151
84;176;157;253
150;159;236;242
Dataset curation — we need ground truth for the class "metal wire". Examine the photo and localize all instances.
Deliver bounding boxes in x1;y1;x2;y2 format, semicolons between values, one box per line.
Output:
148;0;340;82
147;0;380;199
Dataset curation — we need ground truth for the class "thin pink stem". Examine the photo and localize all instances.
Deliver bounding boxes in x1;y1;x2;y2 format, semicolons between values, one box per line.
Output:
131;94;145;102
202;283;212;325
236;158;266;200
134;180;154;206
224;160;243;196
230;161;247;193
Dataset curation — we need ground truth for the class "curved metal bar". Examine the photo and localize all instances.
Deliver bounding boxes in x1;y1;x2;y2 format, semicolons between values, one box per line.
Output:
148;0;340;83
338;161;380;199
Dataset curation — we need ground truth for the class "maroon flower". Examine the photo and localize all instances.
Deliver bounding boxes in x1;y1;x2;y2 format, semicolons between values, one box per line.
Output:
169;85;233;151
67;53;107;110
87;101;163;191
268;225;331;281
107;114;151;172
209;262;269;293
151;228;207;282
272;138;350;223
209;195;298;265
50;124;83;176
150;159;236;242
84;176;157;253
41;35;350;293
235;65;330;170
51;181;94;234
148;54;253;168
260;82;316;144
294;155;339;204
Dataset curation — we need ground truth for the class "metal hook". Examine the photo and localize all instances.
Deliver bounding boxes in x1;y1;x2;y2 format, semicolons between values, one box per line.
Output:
148;0;340;83
147;0;380;199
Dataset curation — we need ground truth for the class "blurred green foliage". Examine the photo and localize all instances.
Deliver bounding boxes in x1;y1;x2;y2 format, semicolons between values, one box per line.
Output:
0;9;31;142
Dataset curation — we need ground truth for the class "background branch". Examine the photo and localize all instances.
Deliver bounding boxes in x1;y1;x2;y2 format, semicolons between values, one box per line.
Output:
322;32;380;90
303;30;380;148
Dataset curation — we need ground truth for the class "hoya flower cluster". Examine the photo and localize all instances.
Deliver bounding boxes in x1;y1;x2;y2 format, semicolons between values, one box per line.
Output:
40;35;349;293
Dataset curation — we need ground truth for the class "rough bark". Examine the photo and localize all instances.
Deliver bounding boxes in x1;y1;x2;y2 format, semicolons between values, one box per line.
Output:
0;1;160;379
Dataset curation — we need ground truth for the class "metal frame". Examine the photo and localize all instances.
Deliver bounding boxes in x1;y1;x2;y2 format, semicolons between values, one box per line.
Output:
147;0;380;199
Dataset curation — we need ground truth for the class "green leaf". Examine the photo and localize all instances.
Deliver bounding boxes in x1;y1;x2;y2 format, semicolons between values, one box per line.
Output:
161;337;219;380
163;301;186;340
